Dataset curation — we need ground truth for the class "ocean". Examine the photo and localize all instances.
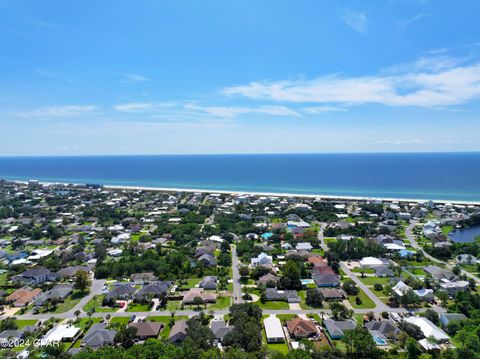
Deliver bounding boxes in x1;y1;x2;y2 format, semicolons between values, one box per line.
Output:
0;153;479;202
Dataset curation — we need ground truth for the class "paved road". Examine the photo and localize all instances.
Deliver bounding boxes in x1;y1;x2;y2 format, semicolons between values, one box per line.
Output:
406;220;480;284
71;278;106;314
317;222;328;251
339;262;390;312
231;245;243;304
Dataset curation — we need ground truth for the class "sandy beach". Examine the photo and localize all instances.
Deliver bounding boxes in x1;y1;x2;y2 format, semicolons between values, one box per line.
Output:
11;179;480;206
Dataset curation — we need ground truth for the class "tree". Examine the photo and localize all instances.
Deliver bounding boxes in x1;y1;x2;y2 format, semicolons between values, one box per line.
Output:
239;266;250;277
373;283;383;292
193;296;204;310
424;309;440;325
342;326;377;358
279;260;302;290
223;303;263;352
74;310;81;319
0;317;17;331
305;289;323;308
406;337;421;359
330;302;353;320
342;280;360;295
184;317;214;351
114;326;137;348
74;270;91;293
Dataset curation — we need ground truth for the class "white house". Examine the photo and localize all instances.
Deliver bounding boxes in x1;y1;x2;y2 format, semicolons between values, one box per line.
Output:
392;281;412;297
264;316;285;343
403;317;449;342
251;253;273;267
43;324;80;344
296;242;313;251
359;257;384;268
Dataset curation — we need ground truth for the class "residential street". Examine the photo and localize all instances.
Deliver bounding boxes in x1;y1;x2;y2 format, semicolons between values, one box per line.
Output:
231;244;243;304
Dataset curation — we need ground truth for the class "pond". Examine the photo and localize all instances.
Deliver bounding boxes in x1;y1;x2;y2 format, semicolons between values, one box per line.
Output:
449;225;480;243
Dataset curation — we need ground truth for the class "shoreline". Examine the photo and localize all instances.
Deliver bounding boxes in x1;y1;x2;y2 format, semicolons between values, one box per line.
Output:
6;178;480;206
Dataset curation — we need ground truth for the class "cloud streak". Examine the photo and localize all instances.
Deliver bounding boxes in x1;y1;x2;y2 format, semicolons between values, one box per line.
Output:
11;105;98;118
224;61;480;108
341;10;368;34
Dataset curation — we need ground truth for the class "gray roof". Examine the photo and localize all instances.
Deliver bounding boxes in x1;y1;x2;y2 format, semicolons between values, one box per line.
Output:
365;320;402;340
323;319;356;338
105;284;136;300
82;323;116;348
34;285;73;306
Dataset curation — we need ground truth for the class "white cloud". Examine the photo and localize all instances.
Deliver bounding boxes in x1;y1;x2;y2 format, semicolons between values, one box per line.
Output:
120;73;150;83
113;102;176;113
11;105;98;118
302;106;347;114
398;12;431;26
185;103;300;118
224;61;480;108
341;10;367;34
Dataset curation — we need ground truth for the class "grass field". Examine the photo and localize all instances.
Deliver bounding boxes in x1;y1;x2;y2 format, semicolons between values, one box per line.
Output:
359;277;389;286
83;295;117;313
147;315;189;339
16;319;37;329
208;296;231;309
258;301;290;310
348;289;375;309
126;303;151;312
75;317;102;331
109;316;130;326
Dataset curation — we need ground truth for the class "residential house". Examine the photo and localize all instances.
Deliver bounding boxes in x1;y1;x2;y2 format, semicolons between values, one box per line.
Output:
129;322;163;339
317;288;347;301
34;285;73;306
199;276;217;290
251;253;273;267
134;281;171;301
105;284;136;301
413;288;434;302
323;319;357;340
130;272;158;283
424;265;457;282
402;317;450;342
257;273;280;287
313;273;340;287
264;288;301;303
169;320;188;344
439;280;470;296
286;318;318;339
210;319;234;345
264;316;285;343
6;287;42;307
439;313;468;327
12;267;53;285
81;323;117;349
365;320;402;342
182;288;217;304
296;242;313;251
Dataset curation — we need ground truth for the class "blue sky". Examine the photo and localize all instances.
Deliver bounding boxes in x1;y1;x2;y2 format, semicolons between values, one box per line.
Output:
1;0;480;155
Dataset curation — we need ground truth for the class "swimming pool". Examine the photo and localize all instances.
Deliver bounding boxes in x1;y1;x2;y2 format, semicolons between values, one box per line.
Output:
373;336;387;346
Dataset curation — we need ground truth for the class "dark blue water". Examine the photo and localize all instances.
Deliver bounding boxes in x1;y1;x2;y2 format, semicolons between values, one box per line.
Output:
0;153;479;201
449;226;480;243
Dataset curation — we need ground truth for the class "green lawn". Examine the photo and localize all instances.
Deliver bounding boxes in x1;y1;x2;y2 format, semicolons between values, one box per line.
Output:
83;295;117;313
126;303;151;312
258;301;290;310
442;226;453;235
75;317;102;331
109;316;130;326
45;291;84;314
276;314;297;323
147;315;189;339
16;319;37;329
0;273;8;285
352;268;375;274
267;343;290;354
359;277;389;286
208;296;231;309
348;289;375;309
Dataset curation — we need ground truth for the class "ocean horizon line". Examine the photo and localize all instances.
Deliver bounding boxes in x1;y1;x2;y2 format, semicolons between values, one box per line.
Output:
1;151;480;158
